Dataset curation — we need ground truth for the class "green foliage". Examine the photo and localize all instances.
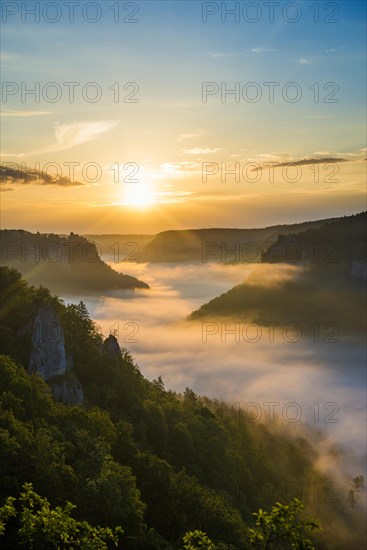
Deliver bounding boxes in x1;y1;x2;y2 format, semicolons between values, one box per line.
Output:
172;470;248;546
262;212;367;269
138;216;342;263
190;213;367;333
248;498;320;549
0;354;145;542
0;482;123;548
0;230;149;294
183;530;215;550
190;271;366;336
1;268;365;548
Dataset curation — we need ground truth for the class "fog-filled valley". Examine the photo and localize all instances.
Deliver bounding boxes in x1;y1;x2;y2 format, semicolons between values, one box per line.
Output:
81;259;366;459
1;214;366;548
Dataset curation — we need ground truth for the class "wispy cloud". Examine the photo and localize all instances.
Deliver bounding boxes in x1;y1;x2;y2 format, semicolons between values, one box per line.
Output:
177;130;206;142
181;147;223;155
0;164;84;187
299;58;310;64
0;150;25;158
157;162;201;178
313;148;366;160
251;47;275;53
33;120;119;155
204;52;237;58
252;157;349;171
1;110;51;117
326;47;345;53
252;152;292;162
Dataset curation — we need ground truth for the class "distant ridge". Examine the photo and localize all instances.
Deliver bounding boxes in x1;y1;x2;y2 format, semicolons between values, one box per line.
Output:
189;212;367;332
0;230;149;294
136;215;344;263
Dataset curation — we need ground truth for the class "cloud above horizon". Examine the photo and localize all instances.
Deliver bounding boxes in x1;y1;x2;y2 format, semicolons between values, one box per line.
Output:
182;147;223;155
32;120;119;155
177;130;206;142
252;157;349;171
0;164;84;187
251;47;275;53
1;110;51;117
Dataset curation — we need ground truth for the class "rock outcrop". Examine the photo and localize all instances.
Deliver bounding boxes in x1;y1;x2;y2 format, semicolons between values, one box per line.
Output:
103;334;121;357
51;373;84;405
28;301;83;404
29;302;67;380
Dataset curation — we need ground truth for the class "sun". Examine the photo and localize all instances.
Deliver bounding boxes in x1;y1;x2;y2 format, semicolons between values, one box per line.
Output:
123;181;154;208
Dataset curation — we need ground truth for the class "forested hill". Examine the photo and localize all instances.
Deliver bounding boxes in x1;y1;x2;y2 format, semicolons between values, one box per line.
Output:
0;267;365;548
137;217;339;263
84;234;154;262
0;230;149;294
261;212;367;272
190;213;367;328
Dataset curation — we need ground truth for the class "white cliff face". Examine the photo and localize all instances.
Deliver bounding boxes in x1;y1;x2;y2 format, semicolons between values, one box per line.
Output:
28;303;67;380
28;302;83;404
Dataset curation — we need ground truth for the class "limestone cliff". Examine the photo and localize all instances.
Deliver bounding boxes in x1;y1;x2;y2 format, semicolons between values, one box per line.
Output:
29;302;67;380
28;302;83;404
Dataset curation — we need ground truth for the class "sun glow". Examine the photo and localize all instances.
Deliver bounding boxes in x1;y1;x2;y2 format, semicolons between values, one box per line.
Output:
123;182;155;208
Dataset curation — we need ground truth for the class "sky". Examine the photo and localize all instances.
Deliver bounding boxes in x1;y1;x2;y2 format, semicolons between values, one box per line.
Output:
1;0;366;233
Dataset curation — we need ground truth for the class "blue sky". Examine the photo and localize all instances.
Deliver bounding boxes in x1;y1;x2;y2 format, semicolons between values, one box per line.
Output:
1;1;366;232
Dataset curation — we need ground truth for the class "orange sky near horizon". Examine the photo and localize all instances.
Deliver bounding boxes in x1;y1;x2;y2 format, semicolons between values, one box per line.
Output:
1;1;366;234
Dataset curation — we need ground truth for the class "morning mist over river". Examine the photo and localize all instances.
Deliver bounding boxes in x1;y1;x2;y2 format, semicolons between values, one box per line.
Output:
69;259;366;461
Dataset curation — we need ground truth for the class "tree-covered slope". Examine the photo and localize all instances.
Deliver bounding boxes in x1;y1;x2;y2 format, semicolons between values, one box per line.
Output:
190;213;367;333
0;230;149;294
262;212;367;273
137;217;339;263
0;267;365;548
